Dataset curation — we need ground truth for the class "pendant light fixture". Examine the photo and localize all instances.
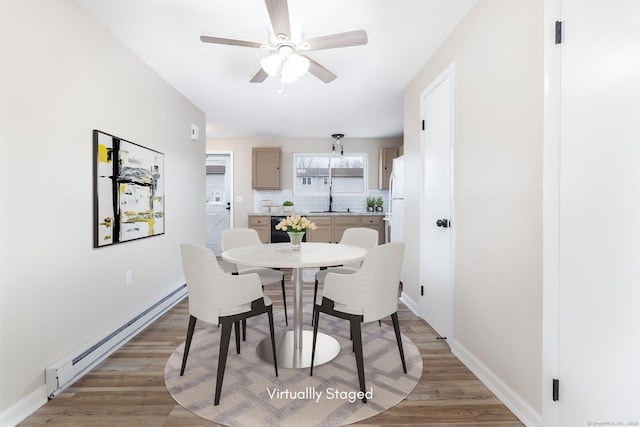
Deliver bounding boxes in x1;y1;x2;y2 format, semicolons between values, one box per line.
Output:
332;133;344;158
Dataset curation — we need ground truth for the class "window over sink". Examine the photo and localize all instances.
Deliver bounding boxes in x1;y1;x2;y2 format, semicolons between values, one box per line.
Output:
293;153;366;196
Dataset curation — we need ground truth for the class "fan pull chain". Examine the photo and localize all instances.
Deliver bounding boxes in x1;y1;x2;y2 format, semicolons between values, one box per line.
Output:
277;77;288;98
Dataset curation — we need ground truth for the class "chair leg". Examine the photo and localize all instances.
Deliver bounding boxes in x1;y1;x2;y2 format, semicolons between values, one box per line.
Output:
234;321;241;354
281;278;288;326
215;319;233;406
310;306;321;376
180;315;197;376
242;319;247;341
311;279;319;326
391;312;407;373
266;306;279;377
350;318;367;403
312;304;316;329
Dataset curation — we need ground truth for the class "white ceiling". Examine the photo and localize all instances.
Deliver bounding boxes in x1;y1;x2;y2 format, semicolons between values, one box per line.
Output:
74;0;477;139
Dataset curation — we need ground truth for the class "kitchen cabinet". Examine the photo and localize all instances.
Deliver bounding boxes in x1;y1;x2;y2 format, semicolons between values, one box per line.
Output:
249;214;385;244
306;216;332;243
248;215;270;243
360;215;385;245
252;147;281;189
307;215;384;244
378;147;398;189
333;216;361;243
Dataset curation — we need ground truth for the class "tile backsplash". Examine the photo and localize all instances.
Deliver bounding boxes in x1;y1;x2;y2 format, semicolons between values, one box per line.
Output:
254;189;389;214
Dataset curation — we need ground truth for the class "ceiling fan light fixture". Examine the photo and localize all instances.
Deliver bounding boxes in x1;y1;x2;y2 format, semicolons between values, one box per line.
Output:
201;1;368;85
261;53;283;76
280;71;299;84
283;53;309;78
261;50;309;83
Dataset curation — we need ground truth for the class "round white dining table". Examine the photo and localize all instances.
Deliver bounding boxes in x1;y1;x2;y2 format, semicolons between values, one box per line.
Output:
221;242;367;368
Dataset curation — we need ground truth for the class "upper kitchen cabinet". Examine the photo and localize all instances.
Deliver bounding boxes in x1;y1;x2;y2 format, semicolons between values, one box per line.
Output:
252;147;281;189
378;147;398;189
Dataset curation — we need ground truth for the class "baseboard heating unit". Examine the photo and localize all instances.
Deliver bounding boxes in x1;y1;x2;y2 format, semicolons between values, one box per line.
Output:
45;284;187;399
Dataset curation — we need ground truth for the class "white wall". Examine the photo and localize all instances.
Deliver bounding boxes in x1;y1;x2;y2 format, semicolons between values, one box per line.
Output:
0;0;205;417
403;0;543;422
207;137;402;227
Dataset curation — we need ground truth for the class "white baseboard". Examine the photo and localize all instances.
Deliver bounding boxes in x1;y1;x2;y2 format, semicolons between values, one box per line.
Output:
450;339;542;427
399;291;420;316
0;284;187;427
0;386;47;427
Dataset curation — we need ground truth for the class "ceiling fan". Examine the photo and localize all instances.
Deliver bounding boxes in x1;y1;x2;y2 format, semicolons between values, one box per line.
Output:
200;0;368;84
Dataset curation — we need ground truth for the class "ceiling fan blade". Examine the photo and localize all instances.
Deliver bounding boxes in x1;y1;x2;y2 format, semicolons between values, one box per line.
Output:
250;68;269;83
265;0;291;38
306;30;368;51
305;56;337;83
200;35;263;49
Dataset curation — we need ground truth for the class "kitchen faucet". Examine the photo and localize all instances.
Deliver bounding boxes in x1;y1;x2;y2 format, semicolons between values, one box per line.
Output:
328;176;333;212
329;133;343;213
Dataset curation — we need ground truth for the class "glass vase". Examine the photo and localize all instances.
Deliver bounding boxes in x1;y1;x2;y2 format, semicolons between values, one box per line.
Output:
287;231;305;251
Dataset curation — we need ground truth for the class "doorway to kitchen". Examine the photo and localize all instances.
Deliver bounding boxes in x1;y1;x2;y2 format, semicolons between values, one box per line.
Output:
206;152;233;256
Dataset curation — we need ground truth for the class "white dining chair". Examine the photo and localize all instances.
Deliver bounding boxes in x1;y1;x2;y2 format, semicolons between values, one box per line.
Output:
221;228;289;326
310;242;406;403
179;243;278;406
312;227;378;325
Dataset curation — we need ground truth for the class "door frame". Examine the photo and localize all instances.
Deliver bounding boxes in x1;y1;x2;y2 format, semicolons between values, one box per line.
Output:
206;150;234;229
542;0;560;425
418;63;456;340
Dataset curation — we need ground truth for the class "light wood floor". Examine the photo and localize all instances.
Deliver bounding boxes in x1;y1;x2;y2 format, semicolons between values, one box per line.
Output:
20;275;523;426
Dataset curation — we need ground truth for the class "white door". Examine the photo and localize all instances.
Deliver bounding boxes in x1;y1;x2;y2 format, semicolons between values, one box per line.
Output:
205;153;232;256
419;64;455;340
554;0;640;424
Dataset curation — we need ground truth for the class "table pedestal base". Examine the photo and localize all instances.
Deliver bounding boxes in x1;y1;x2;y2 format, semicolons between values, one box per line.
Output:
256;330;340;369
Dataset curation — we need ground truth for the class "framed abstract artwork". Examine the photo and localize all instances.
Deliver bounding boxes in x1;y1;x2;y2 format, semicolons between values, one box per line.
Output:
94;130;164;247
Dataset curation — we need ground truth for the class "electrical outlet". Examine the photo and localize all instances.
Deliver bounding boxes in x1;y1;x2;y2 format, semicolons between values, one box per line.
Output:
125;270;133;287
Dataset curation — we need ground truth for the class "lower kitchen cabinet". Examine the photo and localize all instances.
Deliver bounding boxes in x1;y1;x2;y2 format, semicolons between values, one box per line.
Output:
248;215;270;244
306;216;332;243
307;215;384;244
360;215;385;245
334;216;361;243
249;214;385;244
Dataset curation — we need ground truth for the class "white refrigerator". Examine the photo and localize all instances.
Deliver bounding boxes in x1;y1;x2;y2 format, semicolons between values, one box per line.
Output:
384;156;404;244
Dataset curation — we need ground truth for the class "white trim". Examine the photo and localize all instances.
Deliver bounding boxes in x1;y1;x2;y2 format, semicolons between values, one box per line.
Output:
399;291;419;316
451;339;543;427
0;386;47;427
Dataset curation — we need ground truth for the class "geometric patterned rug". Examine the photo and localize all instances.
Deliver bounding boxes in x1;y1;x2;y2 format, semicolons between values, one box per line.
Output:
164;310;422;426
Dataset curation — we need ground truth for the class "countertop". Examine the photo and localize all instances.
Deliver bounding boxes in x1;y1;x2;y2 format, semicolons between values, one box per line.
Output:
249;211;385;217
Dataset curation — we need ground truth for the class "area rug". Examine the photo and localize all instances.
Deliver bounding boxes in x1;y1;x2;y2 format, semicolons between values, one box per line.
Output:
164;311;422;426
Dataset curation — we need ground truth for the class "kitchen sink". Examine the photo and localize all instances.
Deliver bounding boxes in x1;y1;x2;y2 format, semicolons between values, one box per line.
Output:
309;210;352;213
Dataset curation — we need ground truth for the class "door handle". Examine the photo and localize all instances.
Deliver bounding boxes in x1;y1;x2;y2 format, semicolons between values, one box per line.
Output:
226;202;231;211
436;219;450;228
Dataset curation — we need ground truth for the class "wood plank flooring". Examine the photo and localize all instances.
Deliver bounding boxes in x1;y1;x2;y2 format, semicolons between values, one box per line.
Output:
20;274;523;426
